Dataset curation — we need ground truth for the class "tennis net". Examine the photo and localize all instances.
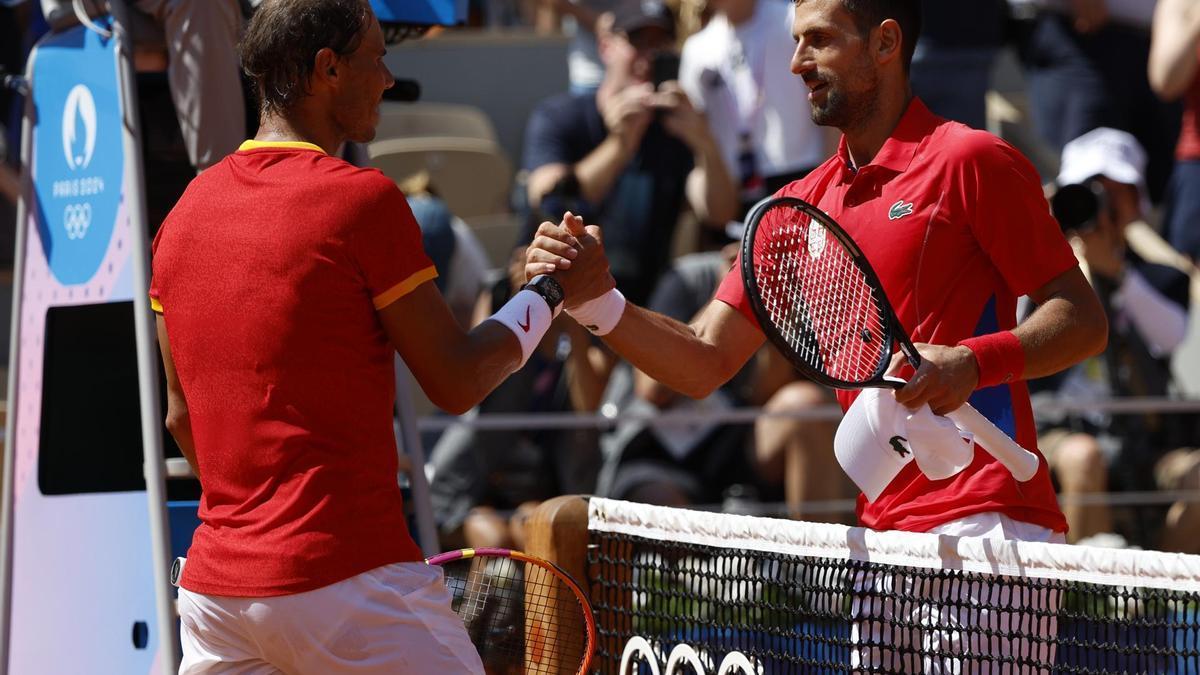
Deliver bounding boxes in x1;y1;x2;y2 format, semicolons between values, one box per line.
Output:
583;498;1200;674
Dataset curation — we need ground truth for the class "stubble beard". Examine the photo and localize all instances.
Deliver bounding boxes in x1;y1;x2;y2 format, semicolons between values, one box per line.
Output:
808;66;880;132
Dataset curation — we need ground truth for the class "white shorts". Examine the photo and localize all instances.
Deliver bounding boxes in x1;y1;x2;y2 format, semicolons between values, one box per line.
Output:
178;562;485;675
850;512;1068;675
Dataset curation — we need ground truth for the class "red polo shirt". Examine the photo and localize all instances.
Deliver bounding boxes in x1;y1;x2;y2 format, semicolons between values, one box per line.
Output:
151;140;431;596
717;99;1075;534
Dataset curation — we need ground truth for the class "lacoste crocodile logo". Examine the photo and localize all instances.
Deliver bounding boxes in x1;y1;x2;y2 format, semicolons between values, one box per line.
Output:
888;200;915;221
889;435;910;457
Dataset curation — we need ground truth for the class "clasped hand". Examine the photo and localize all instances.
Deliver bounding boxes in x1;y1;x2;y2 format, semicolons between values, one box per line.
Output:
524;212;615;310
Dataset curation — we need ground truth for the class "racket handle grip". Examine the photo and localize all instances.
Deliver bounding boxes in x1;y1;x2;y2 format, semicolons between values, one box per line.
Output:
946;403;1040;482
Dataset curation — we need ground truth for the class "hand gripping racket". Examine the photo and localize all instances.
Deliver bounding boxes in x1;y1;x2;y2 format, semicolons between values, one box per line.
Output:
740;196;1040;481
426;547;595;675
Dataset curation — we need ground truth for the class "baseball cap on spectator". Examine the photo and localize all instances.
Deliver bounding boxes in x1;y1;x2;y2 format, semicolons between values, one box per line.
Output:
611;0;676;38
1058;127;1148;196
834;389;975;502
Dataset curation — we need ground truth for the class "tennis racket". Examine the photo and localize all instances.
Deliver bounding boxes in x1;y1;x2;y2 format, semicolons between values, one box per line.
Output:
426;547;595;675
740;196;1040;481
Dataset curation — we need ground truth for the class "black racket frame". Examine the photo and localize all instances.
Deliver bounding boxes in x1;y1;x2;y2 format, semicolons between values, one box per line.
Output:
740;196;924;391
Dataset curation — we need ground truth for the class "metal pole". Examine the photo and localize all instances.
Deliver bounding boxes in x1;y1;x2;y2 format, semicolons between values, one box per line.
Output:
0;43;38;675
394;358;439;554
107;1;179;670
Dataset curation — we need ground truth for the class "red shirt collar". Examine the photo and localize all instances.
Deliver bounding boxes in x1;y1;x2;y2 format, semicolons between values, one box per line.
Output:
836;97;939;178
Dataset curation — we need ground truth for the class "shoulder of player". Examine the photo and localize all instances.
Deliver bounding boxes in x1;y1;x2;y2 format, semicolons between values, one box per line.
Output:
314;155;388;185
922;122;1038;185
312;160;407;211
931;122;1024;165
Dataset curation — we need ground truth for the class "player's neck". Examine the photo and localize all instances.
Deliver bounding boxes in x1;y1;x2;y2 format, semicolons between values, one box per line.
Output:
255;108;343;157
843;87;913;168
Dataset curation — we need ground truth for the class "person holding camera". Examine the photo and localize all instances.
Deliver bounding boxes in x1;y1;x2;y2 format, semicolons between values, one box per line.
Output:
1037;127;1198;551
521;0;737;305
678;0;829;222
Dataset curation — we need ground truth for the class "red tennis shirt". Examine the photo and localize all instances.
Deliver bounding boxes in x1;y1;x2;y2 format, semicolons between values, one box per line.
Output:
717;99;1075;534
151;140;433;596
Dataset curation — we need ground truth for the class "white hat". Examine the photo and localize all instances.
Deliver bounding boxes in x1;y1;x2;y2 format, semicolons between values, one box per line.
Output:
1057;127;1147;189
834;389;976;502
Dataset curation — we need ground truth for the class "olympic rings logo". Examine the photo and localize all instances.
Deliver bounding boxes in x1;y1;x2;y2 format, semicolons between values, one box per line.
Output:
63;202;92;240
620;636;761;674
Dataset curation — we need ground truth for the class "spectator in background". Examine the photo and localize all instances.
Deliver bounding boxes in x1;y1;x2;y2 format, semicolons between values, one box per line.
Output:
1149;0;1200;263
679;0;829;221
911;0;1008;130
522;0;737;306
1009;0;1179;201
598;245;852;520
535;0;622;95
39;0;246;171
400;172;492;328
1034;128;1198;552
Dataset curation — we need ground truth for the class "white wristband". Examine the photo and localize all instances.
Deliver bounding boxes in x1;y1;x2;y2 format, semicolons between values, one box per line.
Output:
566;287;626;335
489;289;554;367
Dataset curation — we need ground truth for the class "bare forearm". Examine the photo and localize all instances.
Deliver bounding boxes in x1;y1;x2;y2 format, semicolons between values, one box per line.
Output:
1149;0;1200;99
575;136;632;205
601;303;753;399
686;135;738;226
633;367;679;407
564;344;613;411
1014;292;1108;380
427;321;522;414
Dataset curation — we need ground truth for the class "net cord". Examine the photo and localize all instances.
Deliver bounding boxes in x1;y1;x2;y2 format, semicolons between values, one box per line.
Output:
587;498;1200;594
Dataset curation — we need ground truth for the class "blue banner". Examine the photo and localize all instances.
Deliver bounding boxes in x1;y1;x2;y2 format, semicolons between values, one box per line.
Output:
370;0;466;26
31;23;124;286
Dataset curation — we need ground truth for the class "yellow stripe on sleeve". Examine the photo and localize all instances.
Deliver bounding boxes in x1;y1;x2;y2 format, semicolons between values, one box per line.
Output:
150;295;163;313
372;266;438;310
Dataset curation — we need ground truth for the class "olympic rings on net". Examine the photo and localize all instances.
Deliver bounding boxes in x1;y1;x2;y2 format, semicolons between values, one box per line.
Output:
63;202;92;240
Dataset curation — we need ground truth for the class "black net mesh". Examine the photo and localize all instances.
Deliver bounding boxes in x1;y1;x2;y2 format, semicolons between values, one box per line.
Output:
587;522;1200;674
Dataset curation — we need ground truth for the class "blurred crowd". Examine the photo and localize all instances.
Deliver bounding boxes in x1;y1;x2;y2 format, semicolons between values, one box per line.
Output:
1;0;1199;554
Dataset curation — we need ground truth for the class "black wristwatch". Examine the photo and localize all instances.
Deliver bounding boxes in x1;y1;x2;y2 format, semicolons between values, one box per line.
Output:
523;274;565;313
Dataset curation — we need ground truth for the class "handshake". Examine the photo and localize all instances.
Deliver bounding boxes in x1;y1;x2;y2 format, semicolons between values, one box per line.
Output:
523;212;626;336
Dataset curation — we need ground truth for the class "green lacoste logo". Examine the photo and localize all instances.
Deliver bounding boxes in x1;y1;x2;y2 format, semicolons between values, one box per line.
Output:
888;200;915;220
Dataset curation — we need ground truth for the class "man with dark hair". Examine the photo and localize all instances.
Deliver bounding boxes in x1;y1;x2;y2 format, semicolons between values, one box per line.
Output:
150;0;592;671
529;0;1107;667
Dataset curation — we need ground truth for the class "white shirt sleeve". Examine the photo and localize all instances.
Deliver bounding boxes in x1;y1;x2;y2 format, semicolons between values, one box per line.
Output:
1113;267;1190;356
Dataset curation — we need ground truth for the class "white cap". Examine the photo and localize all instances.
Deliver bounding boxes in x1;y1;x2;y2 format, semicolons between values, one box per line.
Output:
834;389;976;502
1058;127;1147;189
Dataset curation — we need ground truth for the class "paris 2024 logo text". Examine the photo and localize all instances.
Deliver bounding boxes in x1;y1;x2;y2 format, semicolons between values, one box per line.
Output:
33;28;124;286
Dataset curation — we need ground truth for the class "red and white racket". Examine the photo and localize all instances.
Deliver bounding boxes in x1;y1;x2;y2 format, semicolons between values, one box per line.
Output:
740;196;1040;481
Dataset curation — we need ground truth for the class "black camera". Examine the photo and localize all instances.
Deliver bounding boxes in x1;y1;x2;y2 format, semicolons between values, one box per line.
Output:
652;51;681;89
1050;180;1107;233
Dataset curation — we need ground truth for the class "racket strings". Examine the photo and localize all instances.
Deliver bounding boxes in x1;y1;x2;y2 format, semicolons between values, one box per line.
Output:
442;557;589;674
753;206;889;383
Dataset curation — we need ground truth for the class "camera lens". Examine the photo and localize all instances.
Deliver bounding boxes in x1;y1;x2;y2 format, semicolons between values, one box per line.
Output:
1051;183;1100;232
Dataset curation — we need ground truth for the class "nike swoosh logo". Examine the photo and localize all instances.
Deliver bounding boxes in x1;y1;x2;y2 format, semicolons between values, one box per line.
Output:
518;305;531;332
